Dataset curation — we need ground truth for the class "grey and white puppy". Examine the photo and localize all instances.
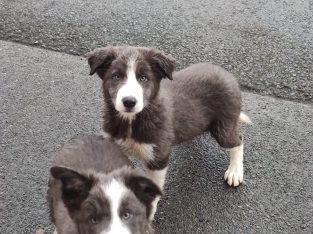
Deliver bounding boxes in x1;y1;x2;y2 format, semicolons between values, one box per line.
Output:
47;135;161;234
87;46;251;218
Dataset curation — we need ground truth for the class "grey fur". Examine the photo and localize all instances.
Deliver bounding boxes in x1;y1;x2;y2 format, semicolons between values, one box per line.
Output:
47;135;160;234
87;47;243;170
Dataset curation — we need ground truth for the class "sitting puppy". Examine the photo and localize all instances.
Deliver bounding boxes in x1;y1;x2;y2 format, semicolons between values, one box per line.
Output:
86;46;251;217
47;135;161;234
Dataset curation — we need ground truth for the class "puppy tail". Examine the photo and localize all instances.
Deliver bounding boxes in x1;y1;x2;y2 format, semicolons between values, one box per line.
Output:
239;112;252;124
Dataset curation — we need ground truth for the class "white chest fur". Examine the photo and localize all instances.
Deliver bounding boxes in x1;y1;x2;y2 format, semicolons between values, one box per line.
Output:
115;138;155;163
100;130;155;162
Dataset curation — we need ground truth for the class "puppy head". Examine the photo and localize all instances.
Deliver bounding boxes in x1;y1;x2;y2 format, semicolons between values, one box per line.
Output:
50;166;162;234
86;46;176;118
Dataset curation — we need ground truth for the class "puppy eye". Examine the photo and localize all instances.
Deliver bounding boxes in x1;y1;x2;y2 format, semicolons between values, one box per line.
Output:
139;75;148;82
112;74;121;81
90;217;99;224
121;210;133;220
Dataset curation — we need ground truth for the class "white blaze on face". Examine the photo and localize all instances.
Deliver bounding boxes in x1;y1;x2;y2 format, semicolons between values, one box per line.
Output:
115;59;144;117
101;179;131;234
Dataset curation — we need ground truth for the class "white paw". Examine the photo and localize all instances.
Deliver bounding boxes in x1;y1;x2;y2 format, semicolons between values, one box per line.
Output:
224;163;243;187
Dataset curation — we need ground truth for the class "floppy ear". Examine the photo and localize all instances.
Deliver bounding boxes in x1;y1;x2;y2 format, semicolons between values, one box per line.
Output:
85;47;116;78
148;50;176;80
125;175;162;215
50;166;93;211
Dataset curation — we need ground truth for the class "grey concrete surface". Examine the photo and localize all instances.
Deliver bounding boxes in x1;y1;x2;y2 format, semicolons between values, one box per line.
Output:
0;0;312;102
1;41;312;234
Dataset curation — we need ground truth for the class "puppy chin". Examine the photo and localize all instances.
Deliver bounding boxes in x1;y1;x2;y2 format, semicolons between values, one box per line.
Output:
115;103;143;120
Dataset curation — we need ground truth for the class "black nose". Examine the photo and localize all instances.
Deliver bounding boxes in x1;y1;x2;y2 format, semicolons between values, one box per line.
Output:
122;96;137;108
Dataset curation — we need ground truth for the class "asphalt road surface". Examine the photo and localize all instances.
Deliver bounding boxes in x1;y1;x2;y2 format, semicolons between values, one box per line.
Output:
0;0;312;102
1;40;313;234
1;0;313;234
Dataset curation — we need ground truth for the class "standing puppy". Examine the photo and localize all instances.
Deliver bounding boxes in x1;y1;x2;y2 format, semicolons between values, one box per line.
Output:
48;136;161;234
87;46;250;217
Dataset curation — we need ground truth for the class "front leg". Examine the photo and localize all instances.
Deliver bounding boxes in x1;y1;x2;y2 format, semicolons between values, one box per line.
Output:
146;167;168;221
145;153;170;221
146;163;169;189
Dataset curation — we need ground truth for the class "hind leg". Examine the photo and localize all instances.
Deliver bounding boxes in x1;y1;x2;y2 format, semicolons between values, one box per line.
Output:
224;143;244;186
211;121;244;187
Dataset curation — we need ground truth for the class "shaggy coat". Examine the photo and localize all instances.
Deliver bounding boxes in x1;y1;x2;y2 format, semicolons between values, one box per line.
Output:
87;47;243;171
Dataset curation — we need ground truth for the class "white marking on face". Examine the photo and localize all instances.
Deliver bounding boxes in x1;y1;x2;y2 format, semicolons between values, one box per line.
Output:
146;167;167;221
224;144;244;187
115;59;144;117
116;138;155;162
101;179;131;234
